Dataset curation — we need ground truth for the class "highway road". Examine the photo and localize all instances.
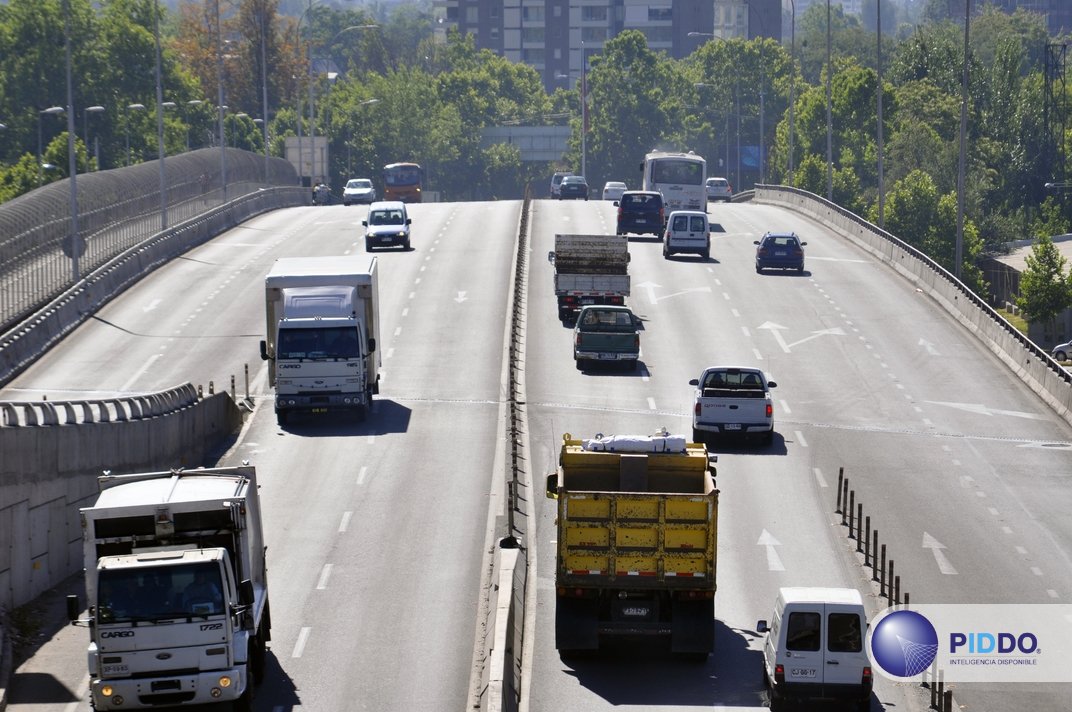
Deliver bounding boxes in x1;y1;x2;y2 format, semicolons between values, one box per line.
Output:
5;197;1072;711
523;199;1072;712
3;200;520;711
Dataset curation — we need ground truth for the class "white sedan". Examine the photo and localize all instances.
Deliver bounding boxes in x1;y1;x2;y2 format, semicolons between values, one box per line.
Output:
601;181;627;201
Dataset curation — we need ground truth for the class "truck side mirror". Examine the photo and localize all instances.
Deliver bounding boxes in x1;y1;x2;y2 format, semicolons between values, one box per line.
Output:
547;251;555;263
688;378;699;386
239;579;254;607
259;340;268;361
757;619;769;633
362;220;368;227
406;218;412;225
767;380;777;388
545;473;559;499
66;594;81;623
367;338;376;353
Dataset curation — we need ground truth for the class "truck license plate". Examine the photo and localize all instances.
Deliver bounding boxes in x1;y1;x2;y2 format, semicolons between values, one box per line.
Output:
791;668;817;678
600;353;619;360
103;664;129;675
622;605;650;618
724;423;741;431
580;298;595;304
311;407;328;414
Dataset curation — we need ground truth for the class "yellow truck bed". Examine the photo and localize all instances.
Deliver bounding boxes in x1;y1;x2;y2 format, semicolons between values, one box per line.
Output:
550;435;718;590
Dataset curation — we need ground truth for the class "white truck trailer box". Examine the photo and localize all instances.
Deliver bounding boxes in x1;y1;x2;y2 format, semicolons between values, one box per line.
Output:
68;466;270;711
259;255;381;425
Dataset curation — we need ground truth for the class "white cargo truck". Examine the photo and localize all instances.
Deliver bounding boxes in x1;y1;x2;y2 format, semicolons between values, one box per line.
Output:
548;233;631;321
67;466;270;712
259;255;381;425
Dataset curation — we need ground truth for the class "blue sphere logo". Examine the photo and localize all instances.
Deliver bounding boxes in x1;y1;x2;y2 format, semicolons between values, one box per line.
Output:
870;610;938;677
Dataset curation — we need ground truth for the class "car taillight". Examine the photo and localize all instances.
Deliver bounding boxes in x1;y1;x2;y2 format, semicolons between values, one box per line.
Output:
774;664;785;685
634;335;640;348
766;403;773;417
575;332;582;346
863;666;872;684
694;402;702;416
757;247;768;256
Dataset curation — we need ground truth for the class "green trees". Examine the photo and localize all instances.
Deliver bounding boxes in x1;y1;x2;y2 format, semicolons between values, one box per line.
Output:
1017;235;1072;335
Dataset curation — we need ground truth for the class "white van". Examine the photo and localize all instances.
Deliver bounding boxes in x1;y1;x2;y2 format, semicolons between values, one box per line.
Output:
663;210;710;259
757;587;872;711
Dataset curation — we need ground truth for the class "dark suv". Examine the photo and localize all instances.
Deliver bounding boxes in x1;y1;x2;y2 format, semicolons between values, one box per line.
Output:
754;232;807;273
615;191;665;236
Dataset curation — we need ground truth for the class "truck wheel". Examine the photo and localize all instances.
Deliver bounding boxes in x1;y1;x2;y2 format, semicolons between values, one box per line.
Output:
702;247;710;260
276;409;288;426
250;632;267;684
692;428;704;445
762;429;774;446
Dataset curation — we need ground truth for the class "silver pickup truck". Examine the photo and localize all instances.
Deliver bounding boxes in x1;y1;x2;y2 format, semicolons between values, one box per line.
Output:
689;367;777;445
573;305;640;370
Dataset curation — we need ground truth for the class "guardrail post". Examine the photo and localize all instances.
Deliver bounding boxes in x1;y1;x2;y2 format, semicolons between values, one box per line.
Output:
208;380;214;395
888;561;896;604
880;545;887;597
856;503;863;551
231;374;236;399
864;516;871;562
836;466;844;512
244;363;250;400
848;490;855;535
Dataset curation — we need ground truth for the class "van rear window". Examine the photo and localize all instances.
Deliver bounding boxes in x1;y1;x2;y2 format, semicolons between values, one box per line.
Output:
786;611;821;651
827;612;862;652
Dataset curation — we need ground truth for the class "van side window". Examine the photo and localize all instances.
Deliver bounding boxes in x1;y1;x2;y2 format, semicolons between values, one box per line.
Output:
785;611;821;651
827;612;862;652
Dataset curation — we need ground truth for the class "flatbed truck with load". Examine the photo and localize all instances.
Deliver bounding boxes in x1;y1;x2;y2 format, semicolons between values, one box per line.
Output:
545;432;718;659
260;255;381;425
548;233;630;321
67;466;269;711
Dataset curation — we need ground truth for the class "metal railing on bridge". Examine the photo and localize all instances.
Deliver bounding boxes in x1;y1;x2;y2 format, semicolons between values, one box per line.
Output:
0;148;299;332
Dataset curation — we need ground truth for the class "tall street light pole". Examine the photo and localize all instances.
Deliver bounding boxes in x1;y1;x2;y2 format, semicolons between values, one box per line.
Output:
259;8;270;182
125;103;145;166
877;0;885;227
956;0;971;280
215;0;227;202
788;0;796;183
39;106;64;185
60;0;82;280
826;0;833;201
152;0;168;230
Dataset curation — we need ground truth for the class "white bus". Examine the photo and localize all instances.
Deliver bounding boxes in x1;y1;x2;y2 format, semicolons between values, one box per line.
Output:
640;150;707;212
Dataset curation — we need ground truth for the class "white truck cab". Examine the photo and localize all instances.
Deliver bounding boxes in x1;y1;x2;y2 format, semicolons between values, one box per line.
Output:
757;587;873;712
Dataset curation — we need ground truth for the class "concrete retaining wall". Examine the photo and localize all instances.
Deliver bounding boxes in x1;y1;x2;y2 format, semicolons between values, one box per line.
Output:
0;390;244;611
755;186;1072;427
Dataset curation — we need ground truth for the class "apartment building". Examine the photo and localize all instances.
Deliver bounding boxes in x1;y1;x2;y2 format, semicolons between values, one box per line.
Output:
433;0;782;92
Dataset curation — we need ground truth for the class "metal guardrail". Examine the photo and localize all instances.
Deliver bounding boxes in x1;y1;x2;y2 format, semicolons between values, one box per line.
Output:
0;148;300;332
0;382;199;427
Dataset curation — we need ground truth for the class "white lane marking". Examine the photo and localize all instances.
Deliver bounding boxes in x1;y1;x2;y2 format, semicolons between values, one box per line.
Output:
723;292;731;300
794;430;807;447
758;530;785;572
409;292;416;299
339;511;353;533
731;308;740;318
292;627;312;658
952;459;961;466
753;348;763;360
367;434;375;445
813;468;828;488
385;347;394;359
919;338;941;356
1031;567;1044;576
925;401;1046;420
394;327;402;336
402;307;409;317
143;298;161;313
1015;546;1028;555
316;564;333;590
1048;590;1059;599
1002;526;1013;534
120;353;163;392
922;532;959;575
455;291;468;303
976;491;987;498
647;397;657;411
415;277;421;284
357;466;368;485
741;326;750;338
914;406;923;413
780;400;791;414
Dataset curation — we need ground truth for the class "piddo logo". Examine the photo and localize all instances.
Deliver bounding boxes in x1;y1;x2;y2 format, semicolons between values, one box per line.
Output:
869;610;938;678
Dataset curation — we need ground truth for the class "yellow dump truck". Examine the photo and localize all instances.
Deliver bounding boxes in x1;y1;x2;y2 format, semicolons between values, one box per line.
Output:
545;432;718;658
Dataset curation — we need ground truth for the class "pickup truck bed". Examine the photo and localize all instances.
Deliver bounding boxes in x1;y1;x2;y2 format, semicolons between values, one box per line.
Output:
690;367;777;445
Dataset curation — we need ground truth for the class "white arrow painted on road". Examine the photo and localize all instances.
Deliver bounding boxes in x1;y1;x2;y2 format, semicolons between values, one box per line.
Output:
922;532;958;575
919;338;940;356
925;401;1046;420
757;529;785;572
635;281;712;304
786;327;845;349
454;291;468;304
758;322;791;353
758;323;844;352
143;298;161;313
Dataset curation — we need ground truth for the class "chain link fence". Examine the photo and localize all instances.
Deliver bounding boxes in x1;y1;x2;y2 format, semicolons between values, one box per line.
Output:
0;148;301;332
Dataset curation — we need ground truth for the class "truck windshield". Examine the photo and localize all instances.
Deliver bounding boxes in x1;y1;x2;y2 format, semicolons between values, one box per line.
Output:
97;563;225;622
278;327;360;359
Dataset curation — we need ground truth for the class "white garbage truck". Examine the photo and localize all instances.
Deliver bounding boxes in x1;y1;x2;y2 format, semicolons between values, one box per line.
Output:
67;466;270;711
259;255;381;425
